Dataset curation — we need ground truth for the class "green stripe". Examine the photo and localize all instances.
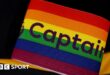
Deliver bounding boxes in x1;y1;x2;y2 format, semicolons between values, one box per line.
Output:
19;29;102;62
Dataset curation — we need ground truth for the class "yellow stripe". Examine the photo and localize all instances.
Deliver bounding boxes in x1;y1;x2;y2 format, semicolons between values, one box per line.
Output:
23;19;106;51
25;9;108;41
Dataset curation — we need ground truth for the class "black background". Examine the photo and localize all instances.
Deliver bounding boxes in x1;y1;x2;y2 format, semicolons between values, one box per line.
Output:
0;0;30;58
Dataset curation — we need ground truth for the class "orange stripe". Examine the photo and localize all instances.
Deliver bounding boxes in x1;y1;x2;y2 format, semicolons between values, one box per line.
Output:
100;53;110;74
25;9;108;41
28;0;110;31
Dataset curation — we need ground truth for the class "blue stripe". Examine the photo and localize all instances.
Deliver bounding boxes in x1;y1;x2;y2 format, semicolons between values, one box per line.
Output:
15;39;100;72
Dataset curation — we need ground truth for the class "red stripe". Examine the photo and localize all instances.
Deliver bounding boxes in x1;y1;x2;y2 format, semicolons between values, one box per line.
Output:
28;0;109;31
12;48;98;75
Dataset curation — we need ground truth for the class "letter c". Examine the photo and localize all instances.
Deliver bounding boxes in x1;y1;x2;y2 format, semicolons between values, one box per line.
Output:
30;22;44;38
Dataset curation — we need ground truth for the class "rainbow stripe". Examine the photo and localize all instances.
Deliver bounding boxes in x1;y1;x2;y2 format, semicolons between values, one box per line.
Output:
13;0;109;74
